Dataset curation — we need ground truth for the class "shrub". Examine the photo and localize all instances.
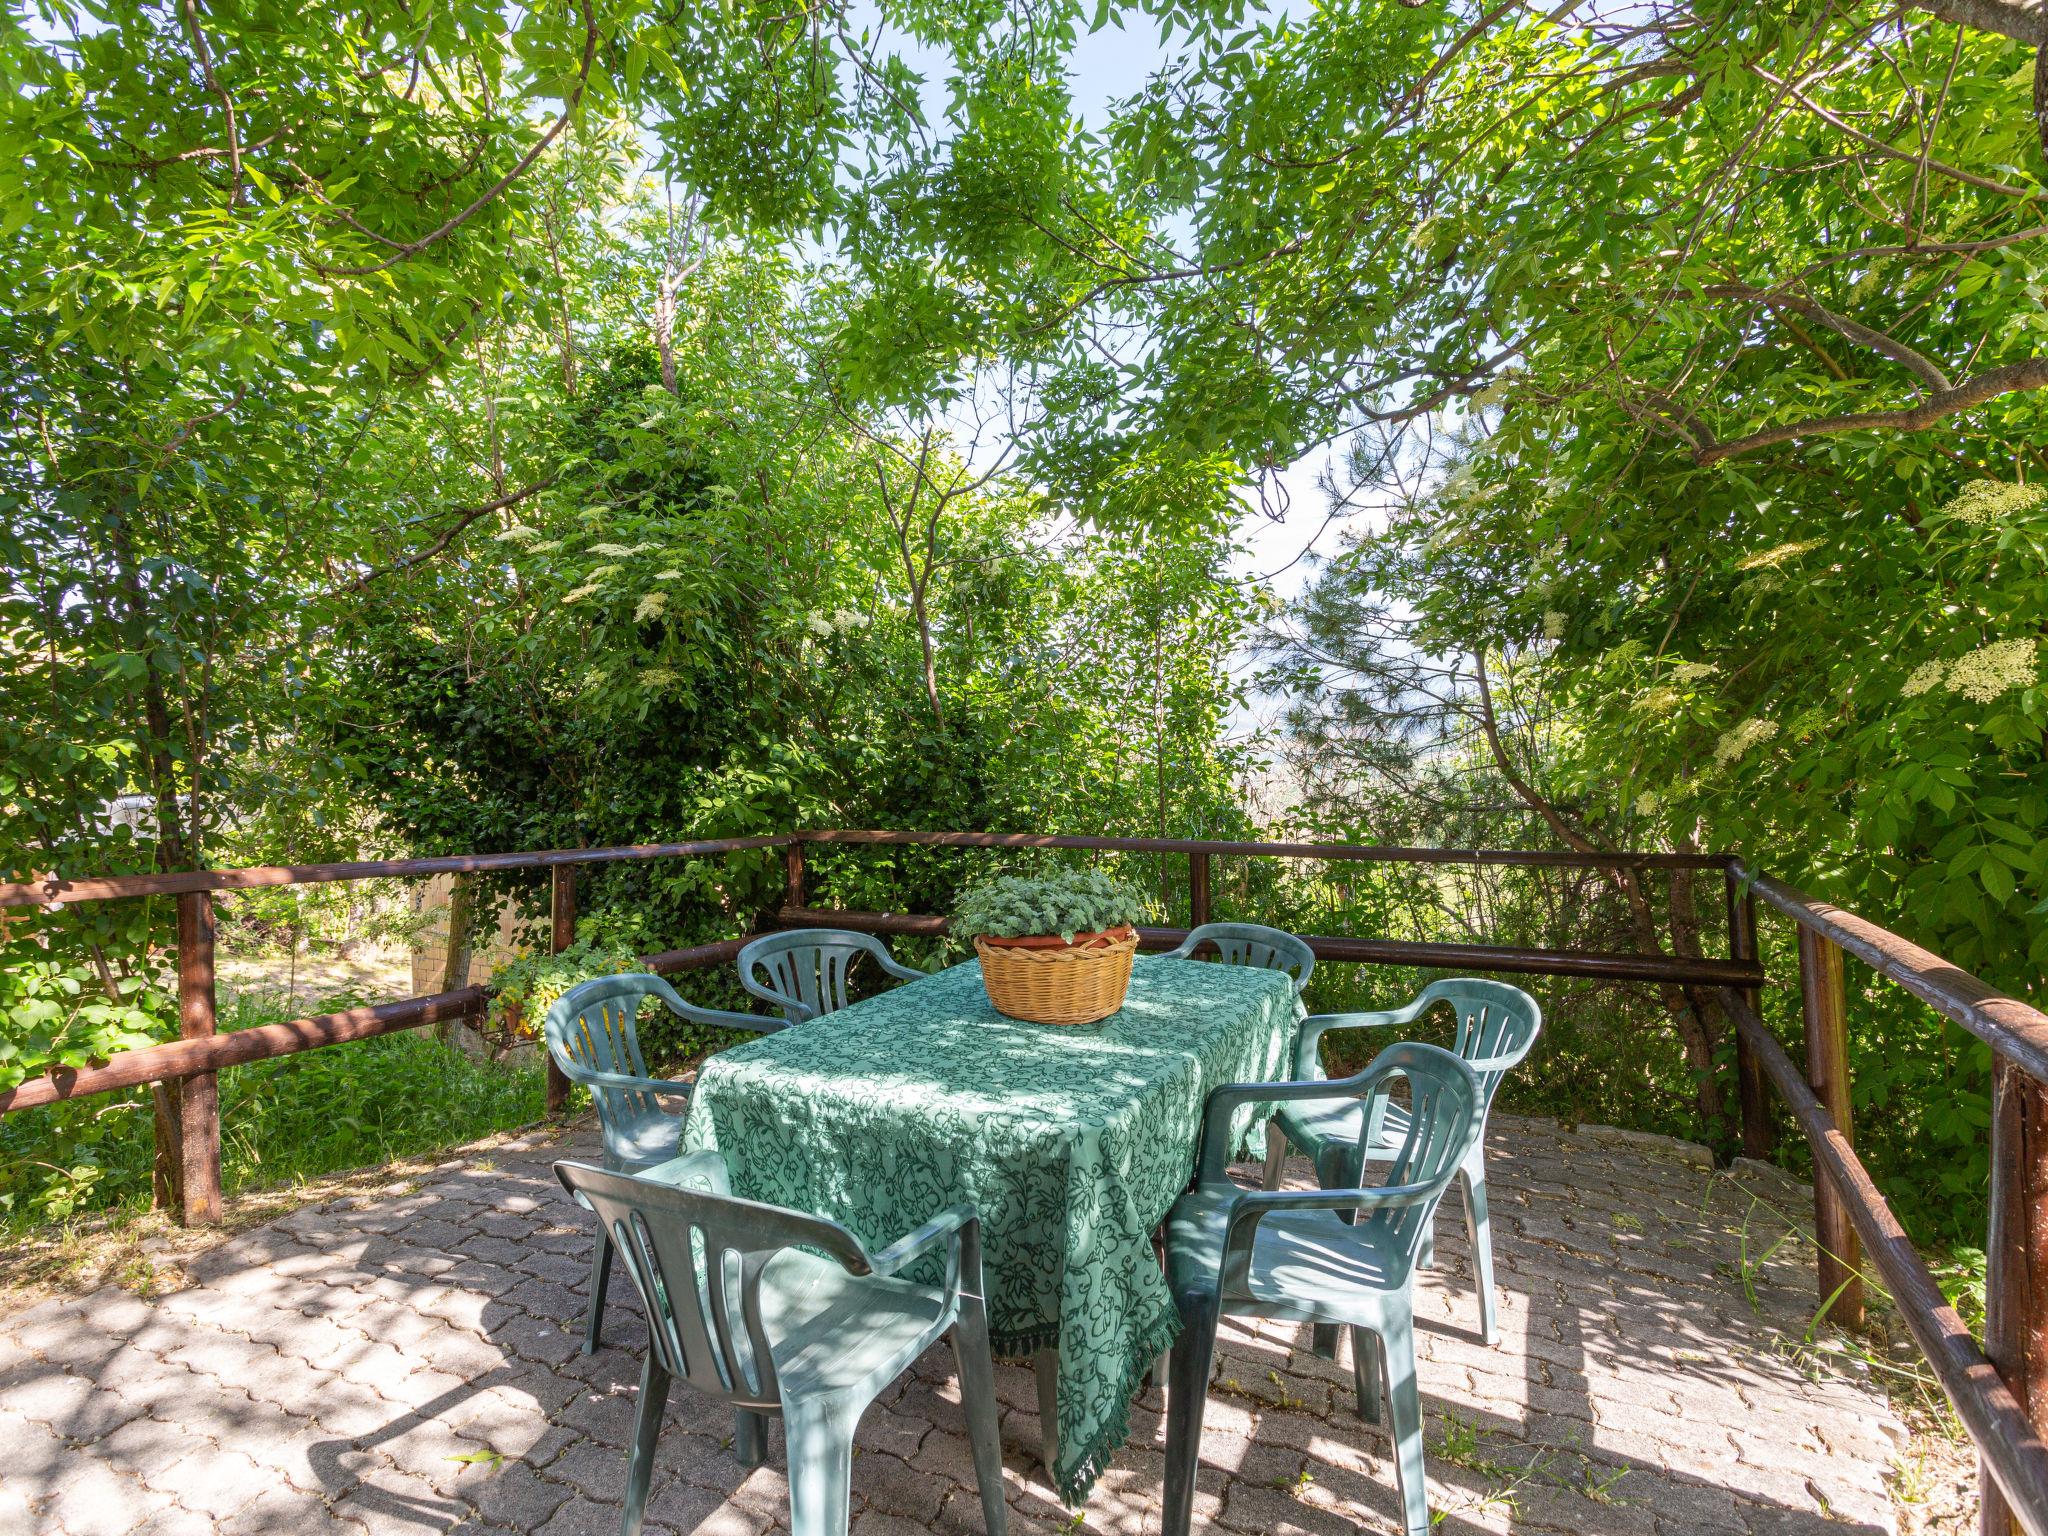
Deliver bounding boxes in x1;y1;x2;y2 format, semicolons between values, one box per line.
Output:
951;868;1155;942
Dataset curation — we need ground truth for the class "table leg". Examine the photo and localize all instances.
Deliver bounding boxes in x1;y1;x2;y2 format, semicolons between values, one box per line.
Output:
1033;1347;1059;1472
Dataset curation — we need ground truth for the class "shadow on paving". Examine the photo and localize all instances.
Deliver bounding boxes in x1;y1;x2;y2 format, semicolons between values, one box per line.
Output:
0;1116;1904;1535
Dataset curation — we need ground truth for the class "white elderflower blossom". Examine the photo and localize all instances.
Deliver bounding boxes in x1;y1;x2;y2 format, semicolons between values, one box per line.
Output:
1944;638;2039;704
495;523;541;543
1900;660;1945;697
1670;661;1718;683
560;582;601;605
1634;791;1660;816
584;563;622;581
634;592;667;624
1543;611;1567;640
653;569;685;581
637;668;677;690
588;542;636;557
833;606;870;631
805;613;835;638
1713;718;1779;768
1939;481;2048;527
1735;539;1823;572
1632;686;1682;715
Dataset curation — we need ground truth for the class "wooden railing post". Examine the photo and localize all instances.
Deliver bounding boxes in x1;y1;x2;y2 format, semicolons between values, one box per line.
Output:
1984;1059;2048;1536
786;841;806;911
547;865;575;1115
1188;851;1211;929
1799;926;1863;1326
175;891;222;1226
1726;869;1771;1159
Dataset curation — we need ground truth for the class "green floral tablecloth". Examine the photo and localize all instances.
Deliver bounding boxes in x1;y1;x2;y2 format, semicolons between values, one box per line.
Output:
678;954;1300;1502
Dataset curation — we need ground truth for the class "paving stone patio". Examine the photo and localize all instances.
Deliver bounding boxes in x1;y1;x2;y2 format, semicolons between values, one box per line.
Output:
1;1114;1906;1536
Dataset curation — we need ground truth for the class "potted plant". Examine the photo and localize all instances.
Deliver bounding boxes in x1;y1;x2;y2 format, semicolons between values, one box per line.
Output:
951;868;1155;1025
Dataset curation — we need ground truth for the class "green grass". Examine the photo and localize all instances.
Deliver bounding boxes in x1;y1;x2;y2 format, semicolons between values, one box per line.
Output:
0;991;545;1234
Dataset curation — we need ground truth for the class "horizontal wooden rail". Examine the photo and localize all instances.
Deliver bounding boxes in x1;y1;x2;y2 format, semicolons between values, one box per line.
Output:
775;907;1765;987
803;828;1731;870
1718;989;2048;1536
0;837;796;910
1738;865;2048;1085
0;937;749;1116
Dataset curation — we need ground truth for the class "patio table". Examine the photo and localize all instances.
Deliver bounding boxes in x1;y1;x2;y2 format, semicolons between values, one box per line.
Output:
675;952;1300;1502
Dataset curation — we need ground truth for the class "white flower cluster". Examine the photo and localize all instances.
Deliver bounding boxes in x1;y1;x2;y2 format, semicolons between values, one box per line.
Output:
1938;481;2048;527
1900;659;1945;698
1945;638;2039;704
1900;640;2039;703
1670;661;1718;683
1633;791;1659;816
495;523;541;543
804;607;871;638
634;592;667;624
1713;718;1779;768
560;582;601;605
1542;610;1567;641
637;668;676;690
1735;539;1823;572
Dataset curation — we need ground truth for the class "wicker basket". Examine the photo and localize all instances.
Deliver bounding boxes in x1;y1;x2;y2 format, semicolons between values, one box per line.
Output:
974;926;1140;1026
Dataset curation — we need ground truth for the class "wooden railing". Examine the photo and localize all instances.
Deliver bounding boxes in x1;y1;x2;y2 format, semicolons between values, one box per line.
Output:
2;830;2044;1533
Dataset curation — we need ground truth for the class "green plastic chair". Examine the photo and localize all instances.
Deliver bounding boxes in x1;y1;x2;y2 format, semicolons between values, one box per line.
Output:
543;973;781;1353
736;928;927;1024
1261;978;1541;1346
554;1155;1008;1536
1162;1042;1482;1536
1165;921;1315;995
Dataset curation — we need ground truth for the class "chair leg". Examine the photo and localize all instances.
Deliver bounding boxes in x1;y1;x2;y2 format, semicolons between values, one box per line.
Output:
1418;1214;1436;1271
1350;1324;1382;1424
1261;1120;1288;1191
1309;1148;1350;1359
950;1298;1009;1536
622;1355;672;1536
733;1408;768;1469
1032;1348;1060;1472
1381;1310;1429;1536
1464;1162;1498;1345
584;1223;614;1355
1162;1294;1219;1536
783;1402;856;1536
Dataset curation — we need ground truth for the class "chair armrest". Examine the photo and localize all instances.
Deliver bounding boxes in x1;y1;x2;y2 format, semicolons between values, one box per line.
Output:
557;1061;697;1098
738;972;817;1024
1293;999;1434;1077
666;998;785;1035
1196;1074;1385;1183
876;955;931;984
864;1204;982;1300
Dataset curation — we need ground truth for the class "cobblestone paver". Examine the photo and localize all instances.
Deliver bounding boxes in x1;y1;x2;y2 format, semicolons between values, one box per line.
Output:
1;1115;1905;1535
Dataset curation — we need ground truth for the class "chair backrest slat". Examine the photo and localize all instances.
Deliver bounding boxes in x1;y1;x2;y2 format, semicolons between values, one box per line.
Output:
560;1160;869;1412
1175;922;1315;994
1416;978;1542;1113
738;930;912;1023
1357;1042;1481;1261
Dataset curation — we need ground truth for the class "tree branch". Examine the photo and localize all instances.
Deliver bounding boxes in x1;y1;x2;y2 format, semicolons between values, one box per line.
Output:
1702;283;1952;390
1910;0;2047;48
320;0;598;277
1692;356;2048;462
335;476;557;593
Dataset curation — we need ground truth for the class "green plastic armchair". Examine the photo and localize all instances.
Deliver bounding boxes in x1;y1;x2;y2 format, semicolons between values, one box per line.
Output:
1263;977;1542;1346
555;1155;1007;1536
1162;1042;1481;1536
1165;921;1315;995
736;928;927;1024
543;972;780;1352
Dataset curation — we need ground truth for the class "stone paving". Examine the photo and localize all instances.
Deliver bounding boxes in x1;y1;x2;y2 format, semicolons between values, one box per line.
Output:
1;1114;1906;1536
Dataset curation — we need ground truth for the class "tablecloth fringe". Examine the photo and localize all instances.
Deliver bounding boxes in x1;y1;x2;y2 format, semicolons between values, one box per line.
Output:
1048;1301;1184;1506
